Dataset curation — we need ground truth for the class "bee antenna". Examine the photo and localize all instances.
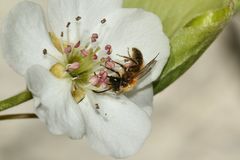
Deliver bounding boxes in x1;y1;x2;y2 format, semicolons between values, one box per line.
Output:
153;53;160;61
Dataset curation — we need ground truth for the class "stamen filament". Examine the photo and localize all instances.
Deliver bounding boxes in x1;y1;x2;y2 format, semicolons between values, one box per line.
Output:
42;49;63;63
60;32;65;53
66;22;71;43
75;16;81;42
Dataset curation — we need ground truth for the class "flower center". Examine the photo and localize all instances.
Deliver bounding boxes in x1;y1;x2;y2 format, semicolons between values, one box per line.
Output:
45;34;103;103
43;17;115;103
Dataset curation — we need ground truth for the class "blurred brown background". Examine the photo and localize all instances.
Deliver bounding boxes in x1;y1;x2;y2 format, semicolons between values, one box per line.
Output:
0;1;240;160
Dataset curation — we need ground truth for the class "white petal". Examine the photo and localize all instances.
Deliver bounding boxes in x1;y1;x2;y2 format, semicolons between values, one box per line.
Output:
26;65;85;139
125;84;154;117
80;92;151;158
0;1;61;76
48;0;122;42
96;9;170;89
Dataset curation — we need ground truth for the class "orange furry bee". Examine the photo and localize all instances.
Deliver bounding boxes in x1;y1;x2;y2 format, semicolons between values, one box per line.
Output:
100;48;158;93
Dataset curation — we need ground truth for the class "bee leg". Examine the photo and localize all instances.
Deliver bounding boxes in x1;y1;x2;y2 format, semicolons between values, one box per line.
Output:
127;48;131;57
116;54;138;65
92;87;112;93
112;60;127;71
100;64;121;77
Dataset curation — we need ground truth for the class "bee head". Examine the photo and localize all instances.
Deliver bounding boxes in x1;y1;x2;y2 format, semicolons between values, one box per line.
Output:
109;76;121;83
109;76;121;91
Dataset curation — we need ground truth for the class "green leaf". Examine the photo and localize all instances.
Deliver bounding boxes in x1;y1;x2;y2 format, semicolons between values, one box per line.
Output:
123;0;238;94
237;0;240;11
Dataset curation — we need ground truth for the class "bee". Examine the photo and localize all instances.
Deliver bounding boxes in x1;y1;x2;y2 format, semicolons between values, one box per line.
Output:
95;48;158;93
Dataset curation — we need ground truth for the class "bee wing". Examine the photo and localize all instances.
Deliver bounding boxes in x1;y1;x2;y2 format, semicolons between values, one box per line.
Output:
134;57;158;80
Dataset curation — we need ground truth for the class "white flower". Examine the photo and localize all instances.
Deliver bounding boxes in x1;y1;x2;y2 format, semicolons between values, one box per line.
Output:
0;0;169;158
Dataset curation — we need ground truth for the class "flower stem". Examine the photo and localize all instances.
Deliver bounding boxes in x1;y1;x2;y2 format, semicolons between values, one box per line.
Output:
0;90;33;112
0;113;37;120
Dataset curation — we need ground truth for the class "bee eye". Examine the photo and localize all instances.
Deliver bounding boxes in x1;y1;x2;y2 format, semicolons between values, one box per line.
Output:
114;78;118;82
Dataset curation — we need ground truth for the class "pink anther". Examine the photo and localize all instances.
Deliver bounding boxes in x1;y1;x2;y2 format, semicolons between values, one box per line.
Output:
64;45;72;54
93;54;98;60
92;33;99;39
89;75;99;86
74;41;81;48
91;33;99;43
105;56;115;69
89;70;109;88
81;49;89;57
105;44;112;55
67;62;80;72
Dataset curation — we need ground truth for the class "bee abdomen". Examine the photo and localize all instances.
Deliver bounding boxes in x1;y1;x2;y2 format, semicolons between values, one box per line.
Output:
132;48;143;65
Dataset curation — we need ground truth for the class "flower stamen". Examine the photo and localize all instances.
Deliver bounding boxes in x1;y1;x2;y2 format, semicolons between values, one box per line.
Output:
74;41;81;48
105;44;112;55
42;48;62;62
74;16;82;44
66;62;80;72
43;48;47;55
66;22;71;28
64;45;72;54
75;16;81;21
101;18;106;24
91;33;99;43
66;22;71;43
